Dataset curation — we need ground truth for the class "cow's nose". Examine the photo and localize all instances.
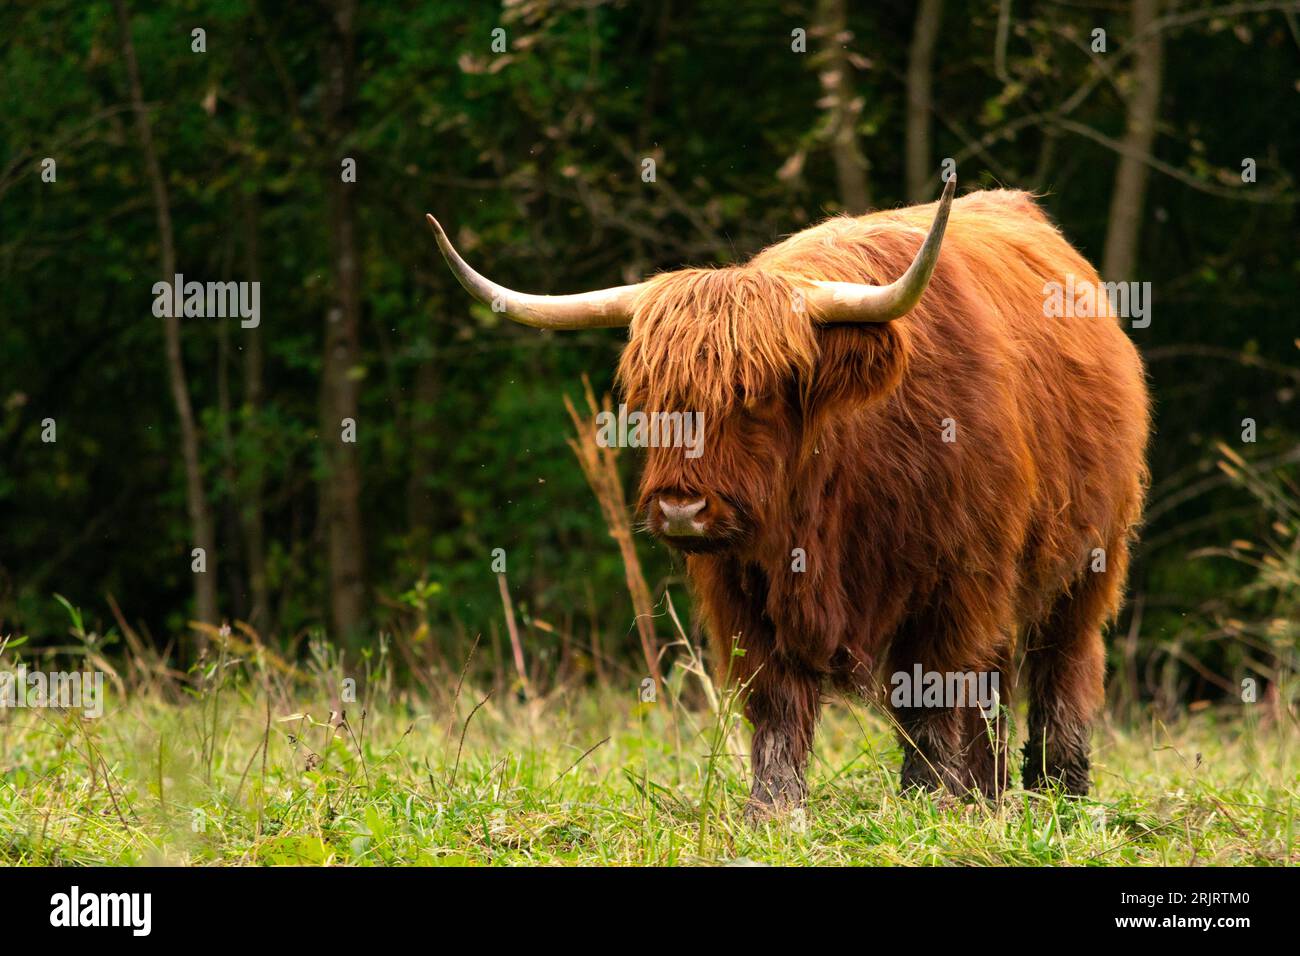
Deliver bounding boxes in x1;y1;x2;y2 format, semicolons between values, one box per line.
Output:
658;497;707;536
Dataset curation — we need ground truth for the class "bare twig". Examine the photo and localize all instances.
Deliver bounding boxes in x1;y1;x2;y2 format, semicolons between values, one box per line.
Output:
564;376;664;688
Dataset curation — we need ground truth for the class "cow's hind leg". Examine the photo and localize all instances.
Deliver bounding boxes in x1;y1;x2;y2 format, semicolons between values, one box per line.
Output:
1021;563;1118;796
742;661;821;823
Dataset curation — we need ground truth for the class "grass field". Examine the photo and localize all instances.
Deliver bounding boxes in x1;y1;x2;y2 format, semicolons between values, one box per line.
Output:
1;645;1295;866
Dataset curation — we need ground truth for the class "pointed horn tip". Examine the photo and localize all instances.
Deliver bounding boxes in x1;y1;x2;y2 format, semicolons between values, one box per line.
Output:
425;215;454;255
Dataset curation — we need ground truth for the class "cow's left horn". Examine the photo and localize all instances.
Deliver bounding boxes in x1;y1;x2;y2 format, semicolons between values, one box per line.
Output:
426;215;640;330
806;176;956;324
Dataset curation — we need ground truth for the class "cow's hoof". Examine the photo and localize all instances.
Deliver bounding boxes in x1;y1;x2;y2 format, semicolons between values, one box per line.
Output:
1022;743;1091;796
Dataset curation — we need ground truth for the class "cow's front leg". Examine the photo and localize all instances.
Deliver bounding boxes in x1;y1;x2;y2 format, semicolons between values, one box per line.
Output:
743;662;822;824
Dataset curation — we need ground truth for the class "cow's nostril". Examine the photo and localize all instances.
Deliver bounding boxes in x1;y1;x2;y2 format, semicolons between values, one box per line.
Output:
659;498;707;522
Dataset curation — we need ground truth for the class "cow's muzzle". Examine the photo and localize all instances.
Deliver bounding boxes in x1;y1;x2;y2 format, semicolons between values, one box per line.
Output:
656;497;708;537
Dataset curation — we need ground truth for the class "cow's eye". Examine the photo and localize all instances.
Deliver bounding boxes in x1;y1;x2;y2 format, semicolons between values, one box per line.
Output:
739;402;777;429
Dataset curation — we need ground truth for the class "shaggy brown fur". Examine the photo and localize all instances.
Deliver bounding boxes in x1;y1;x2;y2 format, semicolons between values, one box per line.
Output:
618;189;1150;819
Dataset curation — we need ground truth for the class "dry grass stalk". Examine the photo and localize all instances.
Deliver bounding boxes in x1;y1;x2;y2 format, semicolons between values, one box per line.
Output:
564;374;664;688
496;571;531;698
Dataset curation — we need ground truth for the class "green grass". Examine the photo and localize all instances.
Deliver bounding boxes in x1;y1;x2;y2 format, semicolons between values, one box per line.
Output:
1;666;1295;866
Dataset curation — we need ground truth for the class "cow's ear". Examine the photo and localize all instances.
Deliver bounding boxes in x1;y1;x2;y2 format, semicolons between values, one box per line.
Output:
802;323;909;426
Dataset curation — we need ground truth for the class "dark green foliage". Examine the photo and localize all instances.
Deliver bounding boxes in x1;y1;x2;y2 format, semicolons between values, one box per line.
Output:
1;1;1296;704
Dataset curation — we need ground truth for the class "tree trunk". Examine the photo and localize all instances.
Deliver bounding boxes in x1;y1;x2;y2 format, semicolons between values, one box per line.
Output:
1102;0;1164;280
407;355;440;537
240;196;270;631
320;0;366;640
216;275;247;624
815;0;871;214
114;0;218;627
906;0;945;202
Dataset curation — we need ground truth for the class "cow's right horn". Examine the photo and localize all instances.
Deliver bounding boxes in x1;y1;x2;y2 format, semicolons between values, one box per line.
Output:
426;215;641;330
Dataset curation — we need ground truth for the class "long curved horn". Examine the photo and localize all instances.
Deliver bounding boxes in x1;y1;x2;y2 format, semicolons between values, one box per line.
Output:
806;176;956;324
426;215;640;330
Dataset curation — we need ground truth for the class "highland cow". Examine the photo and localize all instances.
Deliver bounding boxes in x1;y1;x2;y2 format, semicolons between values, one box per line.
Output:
428;177;1150;821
